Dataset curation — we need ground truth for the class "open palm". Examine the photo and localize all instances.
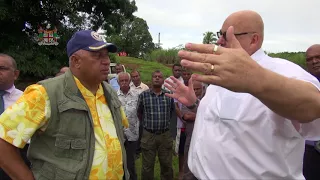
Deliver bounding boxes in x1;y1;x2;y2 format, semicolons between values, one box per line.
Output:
164;76;197;106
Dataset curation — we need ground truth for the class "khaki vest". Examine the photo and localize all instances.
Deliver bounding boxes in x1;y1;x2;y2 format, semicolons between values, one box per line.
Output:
28;70;128;180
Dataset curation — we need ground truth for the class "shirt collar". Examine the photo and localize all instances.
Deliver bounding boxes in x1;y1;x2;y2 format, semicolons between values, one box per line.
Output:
250;48;266;62
74;76;103;98
130;82;142;88
118;88;134;96
313;75;320;82
4;85;16;94
150;88;168;95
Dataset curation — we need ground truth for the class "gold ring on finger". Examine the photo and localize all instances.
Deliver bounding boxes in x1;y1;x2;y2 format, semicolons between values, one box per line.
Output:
210;64;215;73
213;45;218;53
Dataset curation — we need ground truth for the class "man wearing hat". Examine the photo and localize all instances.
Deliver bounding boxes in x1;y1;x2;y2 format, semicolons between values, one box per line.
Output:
0;30;130;180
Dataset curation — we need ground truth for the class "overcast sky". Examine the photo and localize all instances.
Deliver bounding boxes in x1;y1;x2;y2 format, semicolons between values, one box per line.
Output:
133;0;319;53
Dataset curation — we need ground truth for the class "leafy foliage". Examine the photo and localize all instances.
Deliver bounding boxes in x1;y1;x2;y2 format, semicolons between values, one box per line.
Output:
268;52;306;68
109;53;119;63
144;47;307;71
107;16;155;58
117;56;172;85
0;0;137;78
203;31;217;44
144;48;181;64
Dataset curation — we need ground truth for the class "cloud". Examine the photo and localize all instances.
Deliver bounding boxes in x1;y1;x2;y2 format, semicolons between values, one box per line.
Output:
134;0;320;52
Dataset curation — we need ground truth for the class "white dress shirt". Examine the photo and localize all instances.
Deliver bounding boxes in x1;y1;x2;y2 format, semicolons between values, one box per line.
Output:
2;85;23;109
188;49;320;180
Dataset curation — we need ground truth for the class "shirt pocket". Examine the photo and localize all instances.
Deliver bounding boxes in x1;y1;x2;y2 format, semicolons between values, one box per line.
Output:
219;93;244;121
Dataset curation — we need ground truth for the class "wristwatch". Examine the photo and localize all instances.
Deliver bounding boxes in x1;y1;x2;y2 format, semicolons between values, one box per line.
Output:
186;99;200;109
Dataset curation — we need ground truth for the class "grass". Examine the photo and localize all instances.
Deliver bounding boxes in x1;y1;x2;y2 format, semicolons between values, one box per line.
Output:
116;56;172;86
135;154;180;180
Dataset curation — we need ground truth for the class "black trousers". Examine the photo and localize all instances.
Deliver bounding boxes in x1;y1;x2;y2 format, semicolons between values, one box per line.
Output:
125;140;137;180
136;122;143;155
0;144;31;180
303;144;320;180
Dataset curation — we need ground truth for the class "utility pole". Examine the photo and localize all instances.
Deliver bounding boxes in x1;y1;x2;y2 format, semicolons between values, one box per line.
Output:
156;32;162;48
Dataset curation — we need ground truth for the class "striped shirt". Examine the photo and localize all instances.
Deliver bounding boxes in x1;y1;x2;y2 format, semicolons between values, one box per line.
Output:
137;89;174;131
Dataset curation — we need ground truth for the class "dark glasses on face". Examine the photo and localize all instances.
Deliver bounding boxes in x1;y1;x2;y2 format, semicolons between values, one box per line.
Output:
217;30;256;40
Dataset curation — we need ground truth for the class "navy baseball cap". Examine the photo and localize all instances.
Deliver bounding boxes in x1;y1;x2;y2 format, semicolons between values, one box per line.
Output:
67;30;117;57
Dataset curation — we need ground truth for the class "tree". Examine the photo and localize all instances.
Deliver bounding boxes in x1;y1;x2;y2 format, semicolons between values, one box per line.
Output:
0;0;137;78
107;16;155;58
202;31;217;44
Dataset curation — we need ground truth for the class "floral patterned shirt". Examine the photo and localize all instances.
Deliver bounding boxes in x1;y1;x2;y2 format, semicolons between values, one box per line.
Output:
117;88;139;141
0;77;129;180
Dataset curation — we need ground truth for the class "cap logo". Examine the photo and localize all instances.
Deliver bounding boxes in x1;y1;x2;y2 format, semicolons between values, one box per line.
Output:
91;31;103;41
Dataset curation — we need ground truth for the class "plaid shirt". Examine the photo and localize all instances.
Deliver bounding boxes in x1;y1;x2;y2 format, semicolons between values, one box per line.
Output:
137;89;174;131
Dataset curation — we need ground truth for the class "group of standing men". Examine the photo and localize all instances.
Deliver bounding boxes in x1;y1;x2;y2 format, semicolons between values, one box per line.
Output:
111;62;185;180
0;9;320;180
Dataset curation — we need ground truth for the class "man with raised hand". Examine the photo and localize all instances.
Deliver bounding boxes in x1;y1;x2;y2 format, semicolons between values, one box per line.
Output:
165;10;320;180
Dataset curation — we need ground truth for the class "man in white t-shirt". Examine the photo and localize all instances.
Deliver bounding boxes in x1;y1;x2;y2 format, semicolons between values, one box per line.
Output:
164;10;320;180
129;70;149;157
129;70;149;94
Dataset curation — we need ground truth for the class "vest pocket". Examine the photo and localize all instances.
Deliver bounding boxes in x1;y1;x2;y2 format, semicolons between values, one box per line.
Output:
58;101;88;137
71;139;86;149
54;136;86;161
39;161;76;180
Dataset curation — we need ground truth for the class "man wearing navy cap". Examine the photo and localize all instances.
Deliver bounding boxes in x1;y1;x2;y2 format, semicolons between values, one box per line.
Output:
0;30;130;180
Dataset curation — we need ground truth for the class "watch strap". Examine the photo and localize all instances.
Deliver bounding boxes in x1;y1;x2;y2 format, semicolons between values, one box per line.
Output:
187;99;200;109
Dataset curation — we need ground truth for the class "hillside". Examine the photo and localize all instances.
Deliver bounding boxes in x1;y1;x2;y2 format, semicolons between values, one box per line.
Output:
116;56;172;85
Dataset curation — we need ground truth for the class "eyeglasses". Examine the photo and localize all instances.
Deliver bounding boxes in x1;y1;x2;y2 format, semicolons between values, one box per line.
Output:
217;30;256;40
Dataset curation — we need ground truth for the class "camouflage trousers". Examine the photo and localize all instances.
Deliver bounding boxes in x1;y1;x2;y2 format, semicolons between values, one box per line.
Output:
141;129;173;180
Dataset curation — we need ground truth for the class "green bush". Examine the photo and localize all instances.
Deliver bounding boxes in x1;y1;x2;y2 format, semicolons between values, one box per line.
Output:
144;49;307;69
117;56;172;86
268;52;306;69
109;53;119;63
144;48;180;64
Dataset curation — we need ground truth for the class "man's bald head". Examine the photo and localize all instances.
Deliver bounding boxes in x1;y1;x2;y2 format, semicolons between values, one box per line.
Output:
218;10;264;55
224;10;264;36
306;44;320;77
306;44;320;55
0;54;17;70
